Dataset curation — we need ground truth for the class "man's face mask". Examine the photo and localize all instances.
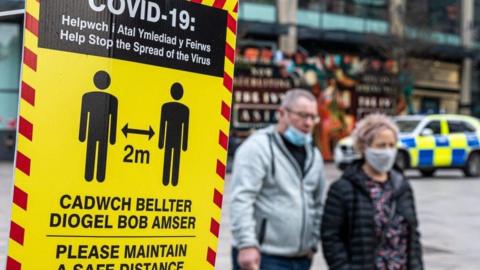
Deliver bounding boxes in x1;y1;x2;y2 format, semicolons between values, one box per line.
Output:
284;125;312;146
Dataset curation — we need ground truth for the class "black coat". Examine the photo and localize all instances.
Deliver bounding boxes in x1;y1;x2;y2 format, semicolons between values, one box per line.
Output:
321;162;423;270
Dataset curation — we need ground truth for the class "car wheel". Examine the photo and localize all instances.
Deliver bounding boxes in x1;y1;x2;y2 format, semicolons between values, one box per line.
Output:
464;152;480;177
419;169;435;177
395;151;409;171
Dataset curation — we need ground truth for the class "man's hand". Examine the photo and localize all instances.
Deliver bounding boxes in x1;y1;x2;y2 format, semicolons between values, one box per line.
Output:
237;247;260;270
307;249;316;259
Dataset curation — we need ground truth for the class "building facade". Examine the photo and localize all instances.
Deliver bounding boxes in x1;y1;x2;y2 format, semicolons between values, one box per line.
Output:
0;1;23;160
238;0;478;113
232;0;480;159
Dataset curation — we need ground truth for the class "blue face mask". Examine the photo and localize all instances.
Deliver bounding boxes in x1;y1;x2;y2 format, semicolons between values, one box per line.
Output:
283;126;312;146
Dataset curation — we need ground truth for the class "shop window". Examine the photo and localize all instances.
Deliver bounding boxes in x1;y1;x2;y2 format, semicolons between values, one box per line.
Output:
298;0;323;10
420;97;440;114
0;22;21;130
0;1;25;12
475;2;480;42
406;0;460;34
322;0;387;20
241;0;275;4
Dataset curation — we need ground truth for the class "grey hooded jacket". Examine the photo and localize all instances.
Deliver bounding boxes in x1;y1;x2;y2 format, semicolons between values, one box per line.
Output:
229;126;326;256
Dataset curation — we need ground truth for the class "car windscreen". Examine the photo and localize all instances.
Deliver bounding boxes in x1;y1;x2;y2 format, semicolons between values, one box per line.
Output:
395;120;420;133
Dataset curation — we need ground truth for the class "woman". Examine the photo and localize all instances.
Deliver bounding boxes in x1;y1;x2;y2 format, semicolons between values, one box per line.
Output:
321;114;423;270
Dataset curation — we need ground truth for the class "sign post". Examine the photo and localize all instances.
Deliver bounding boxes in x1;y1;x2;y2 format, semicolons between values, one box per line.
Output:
7;0;237;269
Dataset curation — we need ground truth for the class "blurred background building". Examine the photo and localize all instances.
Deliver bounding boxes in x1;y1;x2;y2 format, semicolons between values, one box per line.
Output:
1;0;480;161
0;0;22;161
232;0;480;160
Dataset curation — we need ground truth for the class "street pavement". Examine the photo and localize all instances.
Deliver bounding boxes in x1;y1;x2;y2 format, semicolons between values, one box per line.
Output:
0;162;479;269
216;164;480;270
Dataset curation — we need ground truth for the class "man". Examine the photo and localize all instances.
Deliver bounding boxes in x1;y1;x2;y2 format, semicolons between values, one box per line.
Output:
79;70;118;182
159;82;189;187
230;89;326;270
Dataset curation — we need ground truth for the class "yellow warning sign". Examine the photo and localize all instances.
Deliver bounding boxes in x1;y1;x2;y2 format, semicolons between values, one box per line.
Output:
8;0;237;269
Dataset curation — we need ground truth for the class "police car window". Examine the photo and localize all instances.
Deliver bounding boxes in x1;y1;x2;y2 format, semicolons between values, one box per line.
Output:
423;121;441;135
395;120;420;133
448;121;476;133
465;122;477;132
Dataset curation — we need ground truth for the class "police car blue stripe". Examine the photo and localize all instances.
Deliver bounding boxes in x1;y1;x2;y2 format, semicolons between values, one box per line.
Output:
467;135;479;148
401;138;416;148
435;136;449;147
418;150;434;167
452;149;467;166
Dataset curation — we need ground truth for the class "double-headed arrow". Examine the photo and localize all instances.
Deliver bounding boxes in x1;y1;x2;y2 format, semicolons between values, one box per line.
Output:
122;123;155;140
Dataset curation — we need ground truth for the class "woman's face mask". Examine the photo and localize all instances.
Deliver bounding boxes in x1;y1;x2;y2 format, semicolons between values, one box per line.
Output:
364;147;398;173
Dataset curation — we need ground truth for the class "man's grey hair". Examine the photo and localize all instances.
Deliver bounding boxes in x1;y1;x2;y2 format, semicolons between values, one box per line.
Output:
352;113;399;153
280;89;316;109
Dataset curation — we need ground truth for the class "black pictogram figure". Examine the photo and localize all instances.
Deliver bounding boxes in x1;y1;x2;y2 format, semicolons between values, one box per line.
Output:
79;71;118;182
159;83;190;186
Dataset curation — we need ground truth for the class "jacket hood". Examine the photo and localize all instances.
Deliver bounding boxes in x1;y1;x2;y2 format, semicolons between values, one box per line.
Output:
255;125;277;135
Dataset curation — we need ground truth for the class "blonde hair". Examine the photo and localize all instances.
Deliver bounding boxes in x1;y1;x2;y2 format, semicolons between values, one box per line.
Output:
352;113;399;153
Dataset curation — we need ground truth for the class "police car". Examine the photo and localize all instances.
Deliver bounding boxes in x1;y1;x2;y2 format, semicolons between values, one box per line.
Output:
334;114;480;177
